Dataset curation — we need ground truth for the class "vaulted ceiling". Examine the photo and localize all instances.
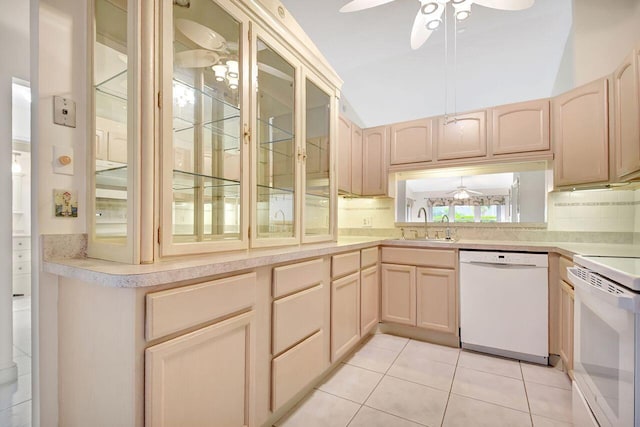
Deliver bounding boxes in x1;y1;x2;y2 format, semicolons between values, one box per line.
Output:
280;0;572;127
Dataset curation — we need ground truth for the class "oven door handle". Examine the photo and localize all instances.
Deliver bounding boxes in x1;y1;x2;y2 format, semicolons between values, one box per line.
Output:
567;267;640;312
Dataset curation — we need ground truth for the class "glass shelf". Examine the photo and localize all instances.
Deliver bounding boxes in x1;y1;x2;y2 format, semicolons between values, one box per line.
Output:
96;69;128;101
173;169;241;194
95;164;127;190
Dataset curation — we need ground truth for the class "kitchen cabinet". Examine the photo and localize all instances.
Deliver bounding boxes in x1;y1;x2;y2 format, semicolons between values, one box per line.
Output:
553;78;609;188
362;126;389;196
272;259;327;411
145;272;256;427
89;0;341;262
436;111;487;160
613;50;640;180
559;280;574;376
331;251;361;361
491;99;550;156
381;247;458;336
390;118;433;165
337;115;352;193
360;246;379;336
351;125;363;195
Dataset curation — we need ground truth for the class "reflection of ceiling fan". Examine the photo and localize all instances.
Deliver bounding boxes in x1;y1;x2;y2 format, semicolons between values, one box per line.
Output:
339;0;535;50
174;19;293;85
447;177;482;200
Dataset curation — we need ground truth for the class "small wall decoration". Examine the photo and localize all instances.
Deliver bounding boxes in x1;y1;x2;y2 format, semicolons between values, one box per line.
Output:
54;189;78;218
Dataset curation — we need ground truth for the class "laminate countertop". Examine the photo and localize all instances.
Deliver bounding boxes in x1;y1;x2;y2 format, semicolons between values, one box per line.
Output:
42;237;640;288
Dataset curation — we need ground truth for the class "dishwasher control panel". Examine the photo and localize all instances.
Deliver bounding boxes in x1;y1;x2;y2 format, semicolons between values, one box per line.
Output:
459;250;548;267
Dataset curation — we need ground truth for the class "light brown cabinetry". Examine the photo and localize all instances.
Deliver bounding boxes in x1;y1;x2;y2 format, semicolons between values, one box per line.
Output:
491;99;550;155
436;111;487;160
337;115;364;195
613;50;640;180
351;125;363;195
331;252;361;361
381;247;457;336
360;247;379;336
145;273;257;427
362;126;389;196
553;78;610;187
559;280;574;375
390;118;433;165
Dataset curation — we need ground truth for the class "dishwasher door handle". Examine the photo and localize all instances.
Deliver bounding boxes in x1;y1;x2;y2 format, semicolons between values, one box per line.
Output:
465;261;539;269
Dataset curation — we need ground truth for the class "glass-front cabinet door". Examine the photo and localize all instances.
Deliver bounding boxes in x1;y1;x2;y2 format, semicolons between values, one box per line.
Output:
303;74;336;242
251;29;300;247
160;0;250;255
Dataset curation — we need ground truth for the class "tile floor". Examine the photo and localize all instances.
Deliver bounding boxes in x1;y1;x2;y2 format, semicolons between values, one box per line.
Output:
0;296;32;427
275;334;573;427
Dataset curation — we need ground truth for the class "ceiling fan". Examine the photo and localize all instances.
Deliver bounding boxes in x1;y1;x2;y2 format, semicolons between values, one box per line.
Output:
447;177;482;200
173;19;293;84
339;0;535;50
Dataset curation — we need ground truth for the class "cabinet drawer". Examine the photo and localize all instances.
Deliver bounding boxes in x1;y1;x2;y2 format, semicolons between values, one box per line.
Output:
272;330;325;411
13;237;30;251
273;258;324;298
13;249;31;263
361;247;378;268
559;256;573;284
273;284;324;356
13;261;30;276
146;272;256;341
332;251;360;279
381;247;456;268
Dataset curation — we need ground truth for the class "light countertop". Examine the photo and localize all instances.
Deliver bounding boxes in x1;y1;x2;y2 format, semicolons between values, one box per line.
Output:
43;236;640;288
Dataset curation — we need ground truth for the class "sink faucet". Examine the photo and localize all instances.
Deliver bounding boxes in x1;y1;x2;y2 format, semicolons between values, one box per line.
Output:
417;207;428;238
441;214;451;240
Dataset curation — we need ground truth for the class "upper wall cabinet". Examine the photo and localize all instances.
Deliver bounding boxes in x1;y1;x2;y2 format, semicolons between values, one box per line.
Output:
337;116;352;194
491;99;550;156
390;118;433;165
362;126;389;196
436;111;487;160
553;78;609;188
613;49;640;180
89;0;341;262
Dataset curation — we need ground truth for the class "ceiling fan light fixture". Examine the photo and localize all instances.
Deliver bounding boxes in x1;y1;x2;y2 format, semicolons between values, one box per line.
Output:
226;60;239;78
426;18;441;30
228;76;239;90
453;189;470;200
421;2;439;14
212;64;227;81
455;9;471;20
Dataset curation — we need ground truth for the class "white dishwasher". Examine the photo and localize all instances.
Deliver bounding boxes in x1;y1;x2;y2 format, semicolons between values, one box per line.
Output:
460;250;548;365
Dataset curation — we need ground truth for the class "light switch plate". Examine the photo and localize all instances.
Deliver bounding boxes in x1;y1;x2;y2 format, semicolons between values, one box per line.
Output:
53;96;76;128
53;146;74;175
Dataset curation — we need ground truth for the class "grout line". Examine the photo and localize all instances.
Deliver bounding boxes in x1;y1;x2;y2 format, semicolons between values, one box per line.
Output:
519;361;535;427
448;391;532;416
440;347;462;427
361;404;429;426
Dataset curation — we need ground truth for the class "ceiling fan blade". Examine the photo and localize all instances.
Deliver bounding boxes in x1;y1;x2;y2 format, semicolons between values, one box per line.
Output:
473;0;534;11
340;0;396;13
174;49;220;68
258;63;294;82
175;19;228;51
410;2;444;50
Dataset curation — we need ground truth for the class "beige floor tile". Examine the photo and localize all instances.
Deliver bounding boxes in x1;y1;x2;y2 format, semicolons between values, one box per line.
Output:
365;376;448;426
317;363;383;404
451;367;529;412
387;351;456;392
344;343;399;373
442;394;532;427
365;334;409;352
526;382;573;424
457;350;522;379
531;414;573;426
348;406;423;427
274;390;360;427
400;339;460;366
521;362;572;391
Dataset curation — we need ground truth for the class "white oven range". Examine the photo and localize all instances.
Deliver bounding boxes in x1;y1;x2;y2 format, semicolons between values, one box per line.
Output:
568;255;640;427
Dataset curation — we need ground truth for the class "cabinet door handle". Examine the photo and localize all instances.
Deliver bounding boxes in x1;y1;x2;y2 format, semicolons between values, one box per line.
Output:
243;124;251;145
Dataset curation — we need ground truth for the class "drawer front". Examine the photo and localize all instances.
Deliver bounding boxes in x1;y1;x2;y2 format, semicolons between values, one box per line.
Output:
13;249;31;263
146;272;256;341
273;284;324;356
13;261;30;276
13;237;30;251
559;256;573;284
361;247;378;268
272;330;325;411
381;247;456;268
332;251;361;279
273;258;324;298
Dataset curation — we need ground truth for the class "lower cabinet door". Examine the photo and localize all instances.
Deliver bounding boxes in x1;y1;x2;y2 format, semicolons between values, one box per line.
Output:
381;264;416;326
416;268;457;334
145;311;254;427
331;272;361;361
360;265;379;335
560;280;574;373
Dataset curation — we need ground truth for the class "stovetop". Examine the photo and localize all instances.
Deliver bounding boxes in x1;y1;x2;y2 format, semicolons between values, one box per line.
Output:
574;255;640;291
